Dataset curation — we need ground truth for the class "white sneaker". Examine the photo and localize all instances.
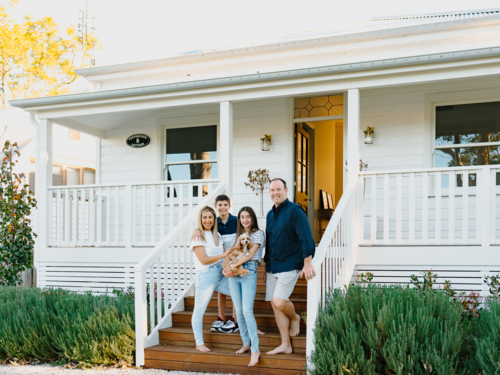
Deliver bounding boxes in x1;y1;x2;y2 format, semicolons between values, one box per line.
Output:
210;317;225;332
219;318;239;333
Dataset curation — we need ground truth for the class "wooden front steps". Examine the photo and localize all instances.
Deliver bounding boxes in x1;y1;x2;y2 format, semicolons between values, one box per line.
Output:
144;265;308;374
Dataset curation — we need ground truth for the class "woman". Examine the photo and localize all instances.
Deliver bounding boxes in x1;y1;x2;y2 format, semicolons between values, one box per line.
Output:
227;206;265;367
190;206;233;352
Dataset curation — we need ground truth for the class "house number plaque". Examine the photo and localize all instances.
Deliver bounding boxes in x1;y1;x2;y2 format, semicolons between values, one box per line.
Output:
126;134;151;148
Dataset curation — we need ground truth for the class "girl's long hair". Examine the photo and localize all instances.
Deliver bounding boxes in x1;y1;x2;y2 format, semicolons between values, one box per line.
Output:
196;206;219;246
235;206;260;239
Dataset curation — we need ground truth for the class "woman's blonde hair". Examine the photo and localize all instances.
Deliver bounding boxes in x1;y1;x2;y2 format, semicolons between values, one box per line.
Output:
196;206;219;246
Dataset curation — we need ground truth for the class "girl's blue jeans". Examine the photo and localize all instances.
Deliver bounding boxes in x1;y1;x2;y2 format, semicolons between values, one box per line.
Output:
192;263;230;346
228;261;259;353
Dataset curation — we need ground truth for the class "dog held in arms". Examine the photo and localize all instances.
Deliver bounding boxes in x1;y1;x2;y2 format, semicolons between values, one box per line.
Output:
223;233;253;276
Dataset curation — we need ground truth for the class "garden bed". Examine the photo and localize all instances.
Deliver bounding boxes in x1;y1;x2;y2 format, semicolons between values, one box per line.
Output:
0;287;135;368
309;283;500;375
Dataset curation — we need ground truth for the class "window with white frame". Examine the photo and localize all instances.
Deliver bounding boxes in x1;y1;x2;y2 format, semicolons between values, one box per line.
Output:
435;101;500;168
164;125;218;181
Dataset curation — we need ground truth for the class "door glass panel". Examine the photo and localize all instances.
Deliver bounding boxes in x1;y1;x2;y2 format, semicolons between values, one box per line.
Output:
297;133;302;163
303;165;307;195
297;162;302;193
303;136;307;165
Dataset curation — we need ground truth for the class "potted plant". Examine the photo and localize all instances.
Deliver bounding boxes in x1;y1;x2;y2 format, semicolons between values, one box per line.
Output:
244;169;271;223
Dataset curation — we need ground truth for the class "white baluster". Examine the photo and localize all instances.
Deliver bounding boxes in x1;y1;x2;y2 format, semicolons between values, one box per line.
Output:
435;173;442;245
409;173;415;245
383;175;390;244
56;189;61;246
96;187;103;247
370;176;377;243
449;171;455;245
422;173;429;245
396;174;402;244
462;171;469;245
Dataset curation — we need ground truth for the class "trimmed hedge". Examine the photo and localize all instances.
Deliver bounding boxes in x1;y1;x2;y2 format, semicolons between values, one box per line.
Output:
0;287;135;366
309;285;500;375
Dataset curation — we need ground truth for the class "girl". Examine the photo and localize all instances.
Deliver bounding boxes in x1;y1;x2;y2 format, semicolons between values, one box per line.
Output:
190;206;233;352
227;206;265;367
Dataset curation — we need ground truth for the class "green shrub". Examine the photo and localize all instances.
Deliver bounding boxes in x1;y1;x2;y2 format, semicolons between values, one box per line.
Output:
309;285;476;375
0;287;134;366
476;300;500;373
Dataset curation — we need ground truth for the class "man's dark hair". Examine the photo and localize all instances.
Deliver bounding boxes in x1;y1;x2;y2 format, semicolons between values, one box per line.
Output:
270;178;287;189
215;194;231;205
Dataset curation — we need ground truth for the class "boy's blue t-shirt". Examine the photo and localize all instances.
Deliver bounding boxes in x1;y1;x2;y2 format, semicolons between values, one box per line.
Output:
218;214;237;250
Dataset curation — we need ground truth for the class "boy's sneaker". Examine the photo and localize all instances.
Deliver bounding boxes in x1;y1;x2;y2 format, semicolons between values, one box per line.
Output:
210;317;225;332
219;318;239;333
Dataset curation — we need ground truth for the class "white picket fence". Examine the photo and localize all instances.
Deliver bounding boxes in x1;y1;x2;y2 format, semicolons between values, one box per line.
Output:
360;166;500;246
48;180;219;247
134;182;228;366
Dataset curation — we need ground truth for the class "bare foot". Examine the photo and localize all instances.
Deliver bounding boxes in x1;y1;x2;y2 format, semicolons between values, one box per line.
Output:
290;313;300;337
196;345;211;352
257;329;265;336
236;345;250;354
266;344;293;355
248;352;260;367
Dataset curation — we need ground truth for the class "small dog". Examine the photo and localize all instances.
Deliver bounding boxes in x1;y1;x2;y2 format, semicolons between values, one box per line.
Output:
223;233;253;277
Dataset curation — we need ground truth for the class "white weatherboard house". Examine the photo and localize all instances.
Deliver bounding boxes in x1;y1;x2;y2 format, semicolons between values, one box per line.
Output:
10;9;500;373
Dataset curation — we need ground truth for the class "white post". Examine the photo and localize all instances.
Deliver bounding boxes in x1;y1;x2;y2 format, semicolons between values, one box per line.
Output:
35;119;53;263
306;271;321;371
347;89;360;184
134;270;148;366
220;101;233;198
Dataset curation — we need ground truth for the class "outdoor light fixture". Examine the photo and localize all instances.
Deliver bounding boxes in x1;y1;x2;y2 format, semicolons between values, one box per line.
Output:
260;134;272;151
363;127;375;144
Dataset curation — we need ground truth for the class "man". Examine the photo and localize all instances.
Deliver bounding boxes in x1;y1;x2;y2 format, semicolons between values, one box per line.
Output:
264;178;316;355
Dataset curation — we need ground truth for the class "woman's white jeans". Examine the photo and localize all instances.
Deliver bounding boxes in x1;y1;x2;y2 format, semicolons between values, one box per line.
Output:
228;261;259;352
192;263;230;346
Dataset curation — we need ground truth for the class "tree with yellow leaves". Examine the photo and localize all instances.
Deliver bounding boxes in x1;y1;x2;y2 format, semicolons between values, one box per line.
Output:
0;1;99;107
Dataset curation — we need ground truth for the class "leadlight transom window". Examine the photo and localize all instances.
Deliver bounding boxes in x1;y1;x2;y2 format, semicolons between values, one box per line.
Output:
294;95;343;119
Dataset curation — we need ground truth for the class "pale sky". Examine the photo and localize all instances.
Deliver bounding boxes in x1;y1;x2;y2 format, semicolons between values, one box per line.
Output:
5;0;500;69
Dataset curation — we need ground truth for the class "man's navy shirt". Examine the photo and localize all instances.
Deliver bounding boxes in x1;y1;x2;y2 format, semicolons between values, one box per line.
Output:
264;198;315;274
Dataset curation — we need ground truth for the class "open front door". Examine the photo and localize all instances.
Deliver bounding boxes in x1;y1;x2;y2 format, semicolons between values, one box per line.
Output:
295;124;310;216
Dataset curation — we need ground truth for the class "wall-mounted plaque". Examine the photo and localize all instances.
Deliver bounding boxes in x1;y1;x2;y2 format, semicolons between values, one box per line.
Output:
126;134;151;148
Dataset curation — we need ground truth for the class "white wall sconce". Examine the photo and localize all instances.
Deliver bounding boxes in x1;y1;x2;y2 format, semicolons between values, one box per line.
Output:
260;134;272;151
363;127;374;144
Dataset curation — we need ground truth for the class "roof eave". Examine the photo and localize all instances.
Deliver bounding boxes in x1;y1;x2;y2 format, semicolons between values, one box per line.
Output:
10;46;500;109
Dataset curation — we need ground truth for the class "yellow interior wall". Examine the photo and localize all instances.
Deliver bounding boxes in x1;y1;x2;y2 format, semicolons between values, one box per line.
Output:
335;120;344;206
311;120;343;242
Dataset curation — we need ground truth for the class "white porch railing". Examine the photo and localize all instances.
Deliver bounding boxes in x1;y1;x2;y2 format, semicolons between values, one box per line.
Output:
48;180;219;247
133;182;227;366
306;178;361;360
360;166;500;246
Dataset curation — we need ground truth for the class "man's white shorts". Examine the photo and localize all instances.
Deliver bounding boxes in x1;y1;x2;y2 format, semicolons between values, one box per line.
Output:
265;270;301;302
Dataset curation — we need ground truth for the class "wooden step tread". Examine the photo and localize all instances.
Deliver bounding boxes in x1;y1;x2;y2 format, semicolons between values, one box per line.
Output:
145;345;306;373
185;296;307;303
159;327;306;351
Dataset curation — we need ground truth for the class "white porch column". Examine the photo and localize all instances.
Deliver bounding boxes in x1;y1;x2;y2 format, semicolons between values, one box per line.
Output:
35;119;53;256
220;101;233;198
347;89;360;183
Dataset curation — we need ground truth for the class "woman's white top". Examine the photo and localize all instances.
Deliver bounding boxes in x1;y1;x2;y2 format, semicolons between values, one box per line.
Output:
190;231;224;272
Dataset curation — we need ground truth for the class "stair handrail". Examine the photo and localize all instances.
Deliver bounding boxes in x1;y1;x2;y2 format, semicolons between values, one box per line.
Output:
306;178;361;364
134;182;227;366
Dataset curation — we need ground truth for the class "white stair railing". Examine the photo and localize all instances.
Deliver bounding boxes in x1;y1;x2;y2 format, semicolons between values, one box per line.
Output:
306;179;361;361
134;182;227;366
